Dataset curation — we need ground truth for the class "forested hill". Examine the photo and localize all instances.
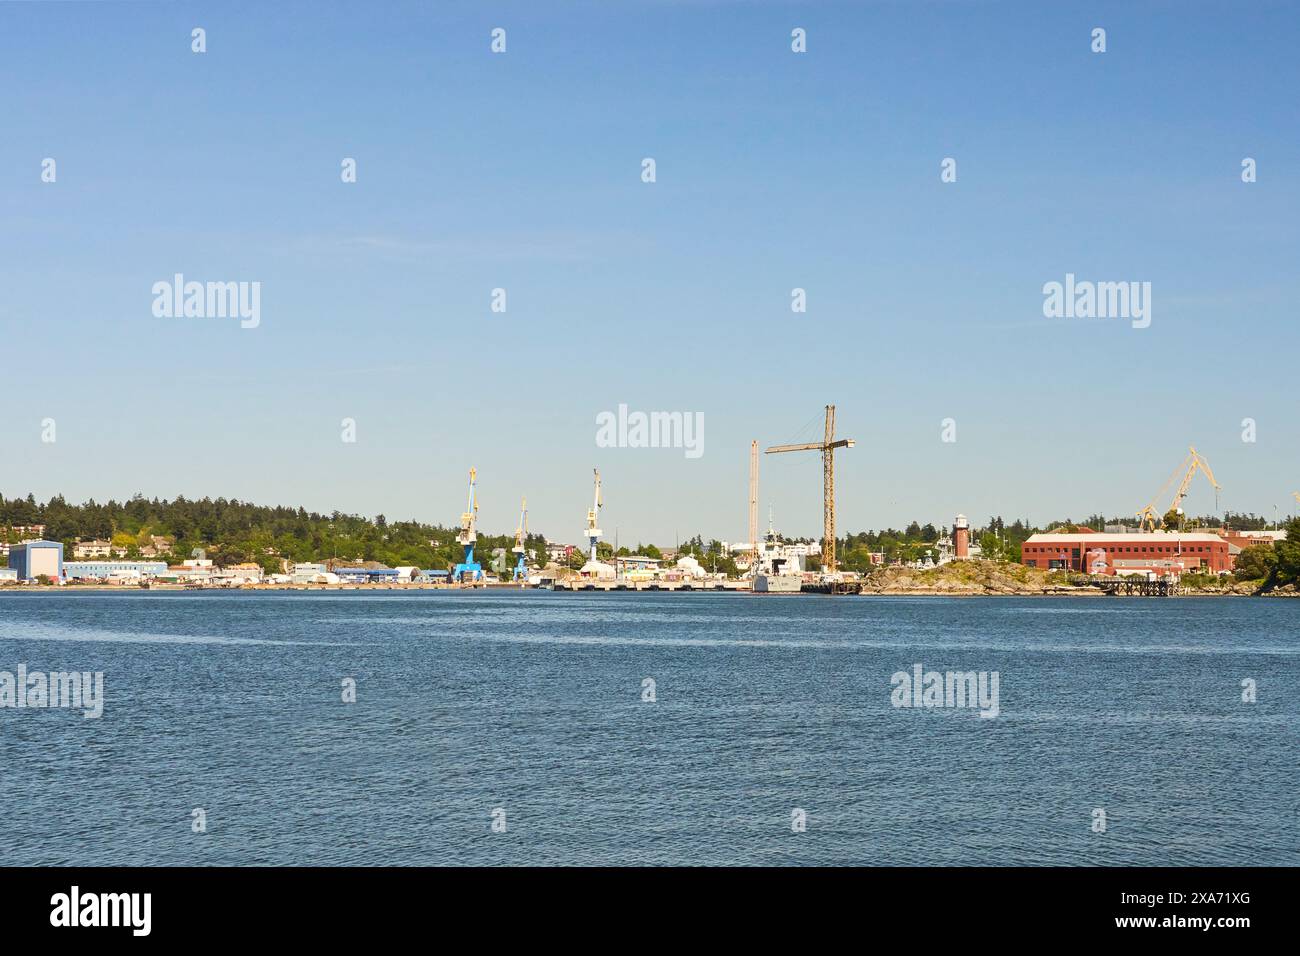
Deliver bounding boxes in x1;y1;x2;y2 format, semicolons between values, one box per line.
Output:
0;493;544;572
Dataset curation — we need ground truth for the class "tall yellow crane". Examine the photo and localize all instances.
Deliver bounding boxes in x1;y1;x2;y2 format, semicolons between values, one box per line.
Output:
766;405;854;574
1136;446;1222;532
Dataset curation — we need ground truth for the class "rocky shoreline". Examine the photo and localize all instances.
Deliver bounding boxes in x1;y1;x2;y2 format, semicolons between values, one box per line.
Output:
854;561;1288;597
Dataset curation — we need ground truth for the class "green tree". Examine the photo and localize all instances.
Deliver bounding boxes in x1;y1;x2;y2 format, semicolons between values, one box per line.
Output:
1233;544;1276;582
1270;518;1300;586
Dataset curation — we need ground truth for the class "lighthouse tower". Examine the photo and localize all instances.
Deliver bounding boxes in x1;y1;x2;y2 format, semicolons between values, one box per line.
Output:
954;514;970;560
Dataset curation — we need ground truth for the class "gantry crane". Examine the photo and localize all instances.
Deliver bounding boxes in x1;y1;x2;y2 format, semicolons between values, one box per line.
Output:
453;467;483;581
584;469;603;564
1136;446;1222;532
766;405;854;575
512;497;529;582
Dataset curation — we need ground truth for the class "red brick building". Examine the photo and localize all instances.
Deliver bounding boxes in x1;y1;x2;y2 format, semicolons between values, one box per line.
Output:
1021;532;1232;576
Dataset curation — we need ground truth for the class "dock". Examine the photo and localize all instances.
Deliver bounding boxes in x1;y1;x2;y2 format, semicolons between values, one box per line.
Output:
550;580;751;592
1089;576;1181;597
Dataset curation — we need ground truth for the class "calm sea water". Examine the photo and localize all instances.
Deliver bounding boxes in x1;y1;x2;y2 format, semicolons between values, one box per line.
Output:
0;591;1295;866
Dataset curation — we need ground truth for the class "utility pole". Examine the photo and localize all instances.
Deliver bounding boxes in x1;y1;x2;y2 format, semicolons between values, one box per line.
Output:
748;440;759;570
766;405;854;574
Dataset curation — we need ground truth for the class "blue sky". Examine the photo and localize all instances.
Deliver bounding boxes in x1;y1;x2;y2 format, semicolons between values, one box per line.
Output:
2;1;1297;544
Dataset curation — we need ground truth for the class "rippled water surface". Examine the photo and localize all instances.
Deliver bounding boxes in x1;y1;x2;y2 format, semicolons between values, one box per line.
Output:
0;591;1295;865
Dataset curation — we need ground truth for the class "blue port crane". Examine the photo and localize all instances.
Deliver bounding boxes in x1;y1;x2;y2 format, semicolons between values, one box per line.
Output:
512;497;529;582
453;468;483;582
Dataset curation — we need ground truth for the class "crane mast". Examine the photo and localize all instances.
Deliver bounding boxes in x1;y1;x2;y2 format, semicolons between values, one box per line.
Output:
585;469;603;564
512;497;528;582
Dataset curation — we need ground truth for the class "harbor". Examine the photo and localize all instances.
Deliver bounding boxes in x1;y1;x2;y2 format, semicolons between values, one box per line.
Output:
2;406;1296;597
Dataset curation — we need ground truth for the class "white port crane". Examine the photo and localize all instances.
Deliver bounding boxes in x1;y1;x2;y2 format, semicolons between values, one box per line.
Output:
585;469;603;563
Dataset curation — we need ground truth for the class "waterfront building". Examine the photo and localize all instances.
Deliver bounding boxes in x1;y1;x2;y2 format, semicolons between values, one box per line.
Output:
291;562;331;584
1219;528;1287;551
1021;532;1232;575
8;540;63;580
215;564;264;585
616;555;660;575
64;560;168;580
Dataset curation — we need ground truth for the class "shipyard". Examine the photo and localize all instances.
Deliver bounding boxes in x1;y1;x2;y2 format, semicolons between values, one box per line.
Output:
2;406;1296;598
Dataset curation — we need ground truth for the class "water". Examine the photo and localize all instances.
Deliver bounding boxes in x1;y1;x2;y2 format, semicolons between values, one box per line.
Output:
0;591;1295;866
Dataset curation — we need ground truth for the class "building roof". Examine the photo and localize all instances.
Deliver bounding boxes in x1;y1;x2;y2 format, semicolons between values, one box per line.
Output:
1025;532;1227;543
1223;529;1287;540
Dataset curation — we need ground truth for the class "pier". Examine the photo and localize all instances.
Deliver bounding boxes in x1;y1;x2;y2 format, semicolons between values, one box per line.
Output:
1089;576;1181;597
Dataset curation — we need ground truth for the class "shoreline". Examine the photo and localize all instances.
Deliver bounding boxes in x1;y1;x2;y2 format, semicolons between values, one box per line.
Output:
0;583;1283;597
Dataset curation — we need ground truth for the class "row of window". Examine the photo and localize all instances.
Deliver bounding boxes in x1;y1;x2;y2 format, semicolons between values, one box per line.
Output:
1025;544;1218;554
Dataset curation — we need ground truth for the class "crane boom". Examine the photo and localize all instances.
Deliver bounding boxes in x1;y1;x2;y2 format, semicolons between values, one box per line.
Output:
457;468;478;545
1170;446;1221;513
512;496;528;582
513;497;527;553
1136;446;1221;531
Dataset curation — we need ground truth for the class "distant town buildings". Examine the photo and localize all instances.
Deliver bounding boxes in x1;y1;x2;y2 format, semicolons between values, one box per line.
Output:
546;543;576;565
72;539;122;559
0;525;48;558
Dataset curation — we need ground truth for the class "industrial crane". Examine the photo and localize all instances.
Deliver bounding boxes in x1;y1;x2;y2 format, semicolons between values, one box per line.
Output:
512;497;529;582
1136;446;1222;532
453;467;483;582
584;469;603;564
765;405;854;575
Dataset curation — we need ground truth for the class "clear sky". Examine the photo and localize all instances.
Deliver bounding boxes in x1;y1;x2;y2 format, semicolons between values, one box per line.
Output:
2;1;1297;544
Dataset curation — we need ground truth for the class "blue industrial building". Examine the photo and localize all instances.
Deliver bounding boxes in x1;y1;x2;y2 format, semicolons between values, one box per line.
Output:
64;560;169;580
8;540;64;580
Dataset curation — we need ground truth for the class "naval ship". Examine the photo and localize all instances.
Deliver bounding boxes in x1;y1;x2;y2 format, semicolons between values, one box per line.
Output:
750;515;813;593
